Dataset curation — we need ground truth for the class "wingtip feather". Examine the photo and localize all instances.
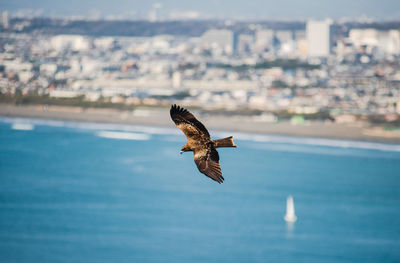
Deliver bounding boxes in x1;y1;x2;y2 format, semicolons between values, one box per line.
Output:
170;104;189;116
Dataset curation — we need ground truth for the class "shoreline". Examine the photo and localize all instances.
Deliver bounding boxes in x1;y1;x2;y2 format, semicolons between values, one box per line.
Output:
1;103;400;144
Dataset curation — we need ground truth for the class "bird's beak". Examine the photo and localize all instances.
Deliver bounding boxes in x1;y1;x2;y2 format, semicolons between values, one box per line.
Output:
180;151;183;154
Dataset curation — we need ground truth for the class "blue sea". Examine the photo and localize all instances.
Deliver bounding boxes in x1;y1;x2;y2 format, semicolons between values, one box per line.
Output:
1;117;400;263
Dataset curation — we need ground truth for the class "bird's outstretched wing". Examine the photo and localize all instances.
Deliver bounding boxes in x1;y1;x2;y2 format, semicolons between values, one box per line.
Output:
194;147;224;183
170;104;210;140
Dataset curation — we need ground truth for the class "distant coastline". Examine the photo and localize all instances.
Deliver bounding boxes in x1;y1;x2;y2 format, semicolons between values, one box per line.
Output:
1;103;400;143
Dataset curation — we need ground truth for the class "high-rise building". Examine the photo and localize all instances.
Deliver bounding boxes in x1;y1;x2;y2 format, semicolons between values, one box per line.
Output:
387;30;400;55
148;3;162;22
172;71;182;89
254;29;274;53
1;11;9;29
306;20;332;57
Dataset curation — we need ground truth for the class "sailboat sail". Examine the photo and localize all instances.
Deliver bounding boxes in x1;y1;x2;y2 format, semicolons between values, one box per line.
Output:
284;195;297;223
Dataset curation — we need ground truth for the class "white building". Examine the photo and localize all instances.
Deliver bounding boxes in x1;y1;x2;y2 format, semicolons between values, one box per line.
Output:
172;71;182;89
349;29;400;55
254;29;274;53
51;35;91;52
49;89;82;98
94;37;115;50
40;64;57;76
2;60;33;72
1;11;9;29
349;29;379;47
306;20;332;57
201;29;234;54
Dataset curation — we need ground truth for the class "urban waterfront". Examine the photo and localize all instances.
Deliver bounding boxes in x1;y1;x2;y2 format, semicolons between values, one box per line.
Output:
1;16;400;127
1;4;400;262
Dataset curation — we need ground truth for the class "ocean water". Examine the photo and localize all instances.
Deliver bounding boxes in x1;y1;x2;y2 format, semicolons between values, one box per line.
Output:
1;117;400;263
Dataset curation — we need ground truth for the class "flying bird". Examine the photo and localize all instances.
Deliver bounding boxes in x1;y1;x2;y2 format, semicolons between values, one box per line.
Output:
170;104;236;183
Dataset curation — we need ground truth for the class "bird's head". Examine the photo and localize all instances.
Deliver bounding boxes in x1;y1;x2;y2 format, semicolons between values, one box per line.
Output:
180;145;192;154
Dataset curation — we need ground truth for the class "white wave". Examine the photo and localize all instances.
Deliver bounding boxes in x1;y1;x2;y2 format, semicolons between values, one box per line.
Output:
96;131;151;141
11;123;34;131
1;117;400;152
0;117;180;135
2;117;66;128
214;131;400;152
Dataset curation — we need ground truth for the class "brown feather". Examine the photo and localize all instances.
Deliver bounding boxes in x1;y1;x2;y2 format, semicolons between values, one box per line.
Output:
170;104;210;140
194;147;224;184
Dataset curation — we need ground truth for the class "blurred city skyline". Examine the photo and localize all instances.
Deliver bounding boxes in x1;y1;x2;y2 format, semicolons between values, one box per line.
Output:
1;0;400;139
1;0;400;21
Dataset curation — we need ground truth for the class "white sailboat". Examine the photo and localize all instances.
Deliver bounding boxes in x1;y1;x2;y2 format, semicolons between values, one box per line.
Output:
284;195;297;223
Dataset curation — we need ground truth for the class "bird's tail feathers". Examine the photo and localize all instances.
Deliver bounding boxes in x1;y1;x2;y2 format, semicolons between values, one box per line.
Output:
213;136;237;148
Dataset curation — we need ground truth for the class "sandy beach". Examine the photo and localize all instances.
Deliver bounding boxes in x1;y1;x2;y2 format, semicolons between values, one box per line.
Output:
1;103;400;143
